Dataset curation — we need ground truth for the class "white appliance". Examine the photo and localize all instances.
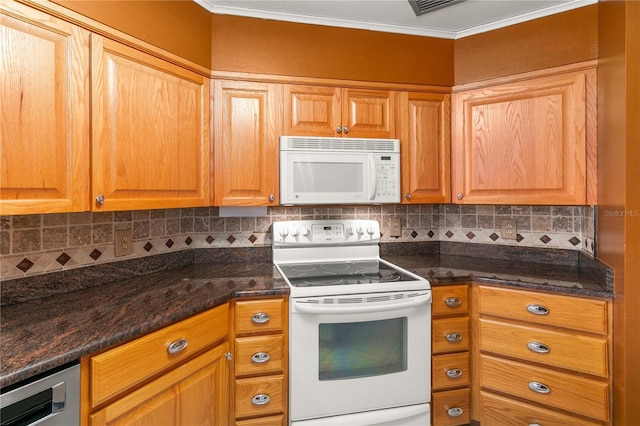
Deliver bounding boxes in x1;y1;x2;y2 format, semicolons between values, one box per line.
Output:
272;220;431;426
279;136;400;205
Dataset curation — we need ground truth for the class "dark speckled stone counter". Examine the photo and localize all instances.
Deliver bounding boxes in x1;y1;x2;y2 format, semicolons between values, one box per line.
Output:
1;255;287;388
1;243;612;389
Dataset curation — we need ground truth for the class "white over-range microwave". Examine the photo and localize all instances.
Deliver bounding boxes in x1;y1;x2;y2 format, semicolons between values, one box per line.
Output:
279;136;400;205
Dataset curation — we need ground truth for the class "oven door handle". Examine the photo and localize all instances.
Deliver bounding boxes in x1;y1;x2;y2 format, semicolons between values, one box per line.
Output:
292;292;431;315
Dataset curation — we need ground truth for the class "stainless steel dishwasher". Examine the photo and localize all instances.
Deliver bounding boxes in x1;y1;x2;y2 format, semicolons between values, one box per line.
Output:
0;363;79;426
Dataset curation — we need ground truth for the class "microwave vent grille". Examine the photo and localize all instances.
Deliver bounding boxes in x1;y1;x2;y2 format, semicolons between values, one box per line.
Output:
281;136;398;152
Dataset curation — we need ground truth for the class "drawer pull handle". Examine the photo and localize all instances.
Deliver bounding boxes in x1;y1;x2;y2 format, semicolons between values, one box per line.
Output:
252;312;271;324
445;297;461;307
167;338;188;355
447;407;464;417
528;381;551;394
251;352;271;363
446;333;462;343
527;341;550;354
526;304;549;315
446;368;462;378
528;424;543;426
251;394;271;406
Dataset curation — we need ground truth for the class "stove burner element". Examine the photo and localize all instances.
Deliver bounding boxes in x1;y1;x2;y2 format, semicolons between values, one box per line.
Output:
321;262;351;272
298;271;344;286
290;264;316;272
359;269;402;282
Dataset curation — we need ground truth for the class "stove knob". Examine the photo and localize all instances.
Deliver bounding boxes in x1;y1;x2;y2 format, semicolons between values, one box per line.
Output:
366;226;375;235
301;227;310;236
356;227;365;235
291;228;300;237
346;227;354;235
279;228;289;238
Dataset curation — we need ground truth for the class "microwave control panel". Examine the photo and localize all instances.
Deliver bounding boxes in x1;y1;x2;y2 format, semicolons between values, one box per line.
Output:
272;220;381;245
375;154;398;200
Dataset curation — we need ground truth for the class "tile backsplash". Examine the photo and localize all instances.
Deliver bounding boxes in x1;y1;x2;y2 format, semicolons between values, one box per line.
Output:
0;205;595;279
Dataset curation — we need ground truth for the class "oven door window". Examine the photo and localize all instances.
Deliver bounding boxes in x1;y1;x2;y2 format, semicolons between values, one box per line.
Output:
318;317;407;380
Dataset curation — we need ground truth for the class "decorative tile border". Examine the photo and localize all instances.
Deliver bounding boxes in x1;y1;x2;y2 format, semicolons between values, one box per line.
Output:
0;205;595;279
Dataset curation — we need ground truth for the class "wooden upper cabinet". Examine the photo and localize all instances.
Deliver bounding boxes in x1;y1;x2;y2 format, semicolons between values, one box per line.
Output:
451;69;596;205
399;92;451;204
0;2;90;214
213;80;282;206
91;35;210;211
283;84;396;139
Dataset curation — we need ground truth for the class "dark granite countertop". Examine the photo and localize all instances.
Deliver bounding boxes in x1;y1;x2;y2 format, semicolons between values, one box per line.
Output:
0;243;613;388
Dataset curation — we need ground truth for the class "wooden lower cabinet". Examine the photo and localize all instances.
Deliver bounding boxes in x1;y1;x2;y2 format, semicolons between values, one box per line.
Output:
433;388;470;426
89;343;229;426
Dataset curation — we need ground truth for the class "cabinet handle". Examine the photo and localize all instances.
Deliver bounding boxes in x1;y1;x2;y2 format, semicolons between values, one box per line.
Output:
251;394;271;406
527;341;550;354
96;194;105;205
526;304;549;315
528;424;543;426
269;194;275;202
343;125;349;134
405;193;412;200
445;297;461;307
528;381;551;394
446;333;462;343
225;352;233;361
251;352;271;364
167;338;188;355
447;407;464;417
456;193;463;200
251;312;270;324
446;368;462;378
337;126;342;134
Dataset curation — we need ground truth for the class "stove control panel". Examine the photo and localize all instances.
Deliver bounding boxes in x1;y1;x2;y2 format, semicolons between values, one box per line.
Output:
273;220;381;245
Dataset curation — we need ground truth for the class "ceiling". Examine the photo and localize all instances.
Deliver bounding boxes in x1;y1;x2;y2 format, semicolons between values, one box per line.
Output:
195;0;597;39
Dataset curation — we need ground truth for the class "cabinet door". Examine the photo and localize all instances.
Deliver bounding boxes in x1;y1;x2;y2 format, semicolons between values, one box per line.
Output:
399;92;450;203
91;35;210;211
89;343;230;426
0;2;90;214
214;80;281;206
343;88;396;139
283;84;340;137
452;71;591;204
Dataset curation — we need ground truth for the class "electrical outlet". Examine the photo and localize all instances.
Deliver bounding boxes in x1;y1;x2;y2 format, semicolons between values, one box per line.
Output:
114;229;133;257
389;217;402;238
501;219;518;240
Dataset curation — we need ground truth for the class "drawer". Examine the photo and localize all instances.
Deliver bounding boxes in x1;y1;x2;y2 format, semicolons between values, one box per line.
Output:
432;353;470;390
478;286;608;334
432;317;470;354
432;285;469;317
236;414;286;426
236;298;285;335
480;355;610;422
480;318;608;377
89;303;228;408
480;391;603;426
235;334;285;377
432;388;470;426
236;375;285;419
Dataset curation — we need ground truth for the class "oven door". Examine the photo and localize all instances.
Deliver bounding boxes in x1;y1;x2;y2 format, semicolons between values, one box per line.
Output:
289;291;431;423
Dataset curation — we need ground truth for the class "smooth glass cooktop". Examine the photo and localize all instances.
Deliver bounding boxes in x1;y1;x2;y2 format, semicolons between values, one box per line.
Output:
278;260;419;287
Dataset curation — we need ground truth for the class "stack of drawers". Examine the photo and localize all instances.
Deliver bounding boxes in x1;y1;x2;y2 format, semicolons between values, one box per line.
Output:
477;286;610;425
233;297;288;426
431;284;471;426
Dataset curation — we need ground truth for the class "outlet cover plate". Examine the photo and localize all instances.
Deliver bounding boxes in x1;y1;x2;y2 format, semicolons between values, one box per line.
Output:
501;219;518;240
389;217;402;238
115;229;134;257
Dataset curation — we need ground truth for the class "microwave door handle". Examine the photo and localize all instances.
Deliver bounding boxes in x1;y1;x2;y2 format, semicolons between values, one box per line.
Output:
368;155;376;200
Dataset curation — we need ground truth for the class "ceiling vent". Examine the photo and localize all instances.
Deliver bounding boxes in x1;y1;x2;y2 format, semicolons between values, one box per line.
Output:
408;0;466;16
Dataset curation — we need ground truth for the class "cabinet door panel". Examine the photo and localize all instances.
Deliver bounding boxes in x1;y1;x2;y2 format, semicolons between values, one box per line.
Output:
0;3;89;213
399;92;450;203
452;71;589;204
214;80;281;206
283;84;340;137
91;35;210;211
89;343;230;426
343;89;395;139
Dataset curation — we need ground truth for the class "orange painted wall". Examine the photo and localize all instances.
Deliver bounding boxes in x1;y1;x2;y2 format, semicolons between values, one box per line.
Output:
210;14;454;86
454;5;599;85
52;0;212;68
